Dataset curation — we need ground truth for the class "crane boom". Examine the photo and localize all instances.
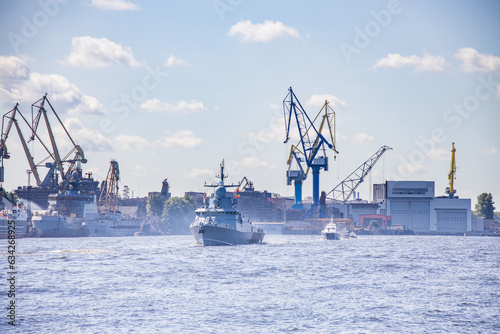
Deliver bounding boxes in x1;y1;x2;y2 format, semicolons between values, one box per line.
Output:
237;176;254;191
30;94;87;182
98;160;120;213
285;98;338;210
327;145;392;202
283;88;333;164
283;87;337;213
1;105;42;185
445;142;457;197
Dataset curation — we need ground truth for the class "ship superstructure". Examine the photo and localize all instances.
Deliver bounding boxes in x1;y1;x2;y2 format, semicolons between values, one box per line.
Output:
190;161;264;246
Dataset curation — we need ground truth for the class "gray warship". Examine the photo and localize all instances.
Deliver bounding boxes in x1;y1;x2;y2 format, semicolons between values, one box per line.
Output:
190;161;265;246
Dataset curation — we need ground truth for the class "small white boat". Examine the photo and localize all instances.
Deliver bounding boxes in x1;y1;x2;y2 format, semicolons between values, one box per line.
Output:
322;222;339;240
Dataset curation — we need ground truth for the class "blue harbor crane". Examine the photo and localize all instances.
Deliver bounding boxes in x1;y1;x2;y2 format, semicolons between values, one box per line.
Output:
283;87;338;217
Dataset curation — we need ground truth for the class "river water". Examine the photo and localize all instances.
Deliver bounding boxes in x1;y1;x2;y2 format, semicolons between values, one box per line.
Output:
1;235;499;333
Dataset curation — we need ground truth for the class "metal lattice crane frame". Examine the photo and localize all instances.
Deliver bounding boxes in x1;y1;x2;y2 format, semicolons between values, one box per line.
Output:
98;160;120;213
445;142;457;197
283;87;337;208
327;145;392;202
31;94;87;181
1;103;61;185
283;87;334;165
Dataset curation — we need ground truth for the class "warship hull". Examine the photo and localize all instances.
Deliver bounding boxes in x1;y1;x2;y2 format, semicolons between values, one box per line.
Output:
0;218;28;239
32;216;87;238
83;215;143;237
191;224;264;246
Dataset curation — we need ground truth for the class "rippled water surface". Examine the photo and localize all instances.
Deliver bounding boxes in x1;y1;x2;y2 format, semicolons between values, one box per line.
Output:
1;235;499;333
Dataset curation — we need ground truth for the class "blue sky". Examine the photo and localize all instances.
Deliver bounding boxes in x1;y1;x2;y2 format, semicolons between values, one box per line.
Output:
0;0;499;206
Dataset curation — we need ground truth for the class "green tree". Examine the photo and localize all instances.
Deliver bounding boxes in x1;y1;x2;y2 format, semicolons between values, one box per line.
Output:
161;194;196;234
146;193;164;216
369;220;381;229
475;193;495;219
0;188;17;205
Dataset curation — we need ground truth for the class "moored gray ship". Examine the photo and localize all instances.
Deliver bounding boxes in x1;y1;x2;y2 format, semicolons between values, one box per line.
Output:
0;201;28;239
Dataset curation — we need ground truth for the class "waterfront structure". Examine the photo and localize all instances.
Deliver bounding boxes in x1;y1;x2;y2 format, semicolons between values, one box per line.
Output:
359;214;391;229
376;181;471;233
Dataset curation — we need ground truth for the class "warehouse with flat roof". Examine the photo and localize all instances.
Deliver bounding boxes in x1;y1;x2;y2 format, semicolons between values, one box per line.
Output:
375;181;471;233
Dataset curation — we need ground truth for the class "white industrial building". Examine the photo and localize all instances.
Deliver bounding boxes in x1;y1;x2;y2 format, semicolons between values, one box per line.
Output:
375;181;471;233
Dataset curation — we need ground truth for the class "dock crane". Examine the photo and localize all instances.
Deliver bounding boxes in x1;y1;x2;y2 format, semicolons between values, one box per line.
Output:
1;104;41;184
98;160;120;213
232;176;255;199
30;94;87;183
283;87;338;217
1;95;98;209
237;176;254;192
286;99;338;209
286;148;307;209
327;145;392;202
1;103;61;186
445;142;457;197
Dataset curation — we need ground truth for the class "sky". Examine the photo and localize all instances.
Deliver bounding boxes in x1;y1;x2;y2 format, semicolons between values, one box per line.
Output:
0;0;499;207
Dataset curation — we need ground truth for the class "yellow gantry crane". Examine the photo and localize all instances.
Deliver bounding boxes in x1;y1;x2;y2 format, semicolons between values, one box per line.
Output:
445;142;457;197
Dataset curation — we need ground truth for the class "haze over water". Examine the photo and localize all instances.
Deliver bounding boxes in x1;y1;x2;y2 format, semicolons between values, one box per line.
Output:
2;235;499;333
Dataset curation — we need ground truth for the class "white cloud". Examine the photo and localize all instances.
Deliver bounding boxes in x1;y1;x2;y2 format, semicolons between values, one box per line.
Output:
484;147;500;156
67;95;105;115
164;55;189;67
90;0;139;11
373;52;446;72
353;133;374;144
133;164;148;177
0;56;104;115
240;157;269;168
184;168;214;179
398;163;425;175
64;118;113;152
427;148;449;161
114;134;152;152
246;117;297;145
113;130;203;151
496;85;500;99
49;117;112;154
455;48;500;73
228;20;300;43
306;94;346;109
0;56;30;82
65;36;142;68
140;98;206;114
157;130;202;149
336;131;348;142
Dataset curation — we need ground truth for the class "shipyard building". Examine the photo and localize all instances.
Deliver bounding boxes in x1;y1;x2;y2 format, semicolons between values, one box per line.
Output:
374;181;471;233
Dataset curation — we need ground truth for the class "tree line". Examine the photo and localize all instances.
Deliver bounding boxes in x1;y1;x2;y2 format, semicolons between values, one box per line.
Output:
146;193;197;234
474;192;496;220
